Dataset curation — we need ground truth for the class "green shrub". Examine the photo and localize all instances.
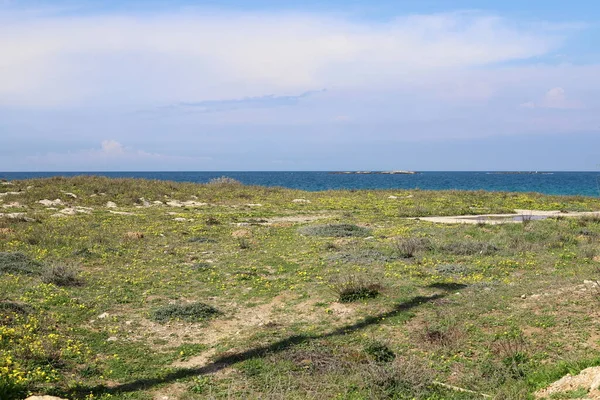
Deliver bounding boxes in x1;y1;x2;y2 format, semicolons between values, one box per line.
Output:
0;252;42;275
299;224;371;238
332;275;382;303
151;302;221;323
364;341;396;363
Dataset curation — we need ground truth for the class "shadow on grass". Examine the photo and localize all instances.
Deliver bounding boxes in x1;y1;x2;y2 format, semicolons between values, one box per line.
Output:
68;289;460;397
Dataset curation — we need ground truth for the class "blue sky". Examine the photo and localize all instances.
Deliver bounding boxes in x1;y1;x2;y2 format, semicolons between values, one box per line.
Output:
1;0;599;171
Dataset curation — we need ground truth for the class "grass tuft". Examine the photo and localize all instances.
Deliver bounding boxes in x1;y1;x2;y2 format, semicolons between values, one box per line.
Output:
394;237;431;258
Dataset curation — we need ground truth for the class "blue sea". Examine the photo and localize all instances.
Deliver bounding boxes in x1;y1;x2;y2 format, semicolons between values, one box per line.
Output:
1;171;599;197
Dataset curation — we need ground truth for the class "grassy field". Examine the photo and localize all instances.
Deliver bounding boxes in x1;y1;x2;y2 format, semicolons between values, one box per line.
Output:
1;176;600;399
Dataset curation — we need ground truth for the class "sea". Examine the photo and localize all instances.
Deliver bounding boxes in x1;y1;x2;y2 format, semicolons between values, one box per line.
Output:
1;171;599;197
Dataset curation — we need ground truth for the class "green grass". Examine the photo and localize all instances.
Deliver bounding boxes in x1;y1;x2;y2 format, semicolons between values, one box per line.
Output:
1;176;600;399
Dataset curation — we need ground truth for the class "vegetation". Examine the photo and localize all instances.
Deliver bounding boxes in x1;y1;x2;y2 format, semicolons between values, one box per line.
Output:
0;176;600;399
151;302;221;323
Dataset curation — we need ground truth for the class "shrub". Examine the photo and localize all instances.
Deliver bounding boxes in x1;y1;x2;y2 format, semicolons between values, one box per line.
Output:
364;341;396;363
363;356;436;399
420;319;464;349
0;252;42;275
238;238;251;249
394;237;431;258
439;240;499;255
41;264;83;287
493;328;530;379
332;275;382;303
151;302;221;323
299;224;371;238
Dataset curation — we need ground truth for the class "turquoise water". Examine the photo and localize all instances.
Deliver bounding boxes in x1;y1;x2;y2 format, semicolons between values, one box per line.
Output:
1;171;599;197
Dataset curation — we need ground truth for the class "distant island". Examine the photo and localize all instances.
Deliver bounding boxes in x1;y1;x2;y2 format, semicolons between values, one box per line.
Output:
329;170;418;175
486;171;554;175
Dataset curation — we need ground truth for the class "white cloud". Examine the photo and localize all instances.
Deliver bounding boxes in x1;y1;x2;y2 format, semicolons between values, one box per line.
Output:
101;140;126;155
21;140;212;170
520;87;583;109
0;8;568;107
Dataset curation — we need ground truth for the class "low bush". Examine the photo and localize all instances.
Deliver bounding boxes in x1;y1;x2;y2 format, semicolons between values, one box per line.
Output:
332;275;382;303
394;237;431;258
364;341;396;363
299;224;371;238
41;264;83;287
151;302;221;323
0;252;42;275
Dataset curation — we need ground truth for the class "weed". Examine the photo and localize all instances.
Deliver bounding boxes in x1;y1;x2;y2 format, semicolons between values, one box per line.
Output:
364;341;396;363
394;237;431;258
299;224;371;237
151;302;221;323
332;275;382;303
493;328;530;379
238;238;251;249
0;252;42;275
41;264;83;287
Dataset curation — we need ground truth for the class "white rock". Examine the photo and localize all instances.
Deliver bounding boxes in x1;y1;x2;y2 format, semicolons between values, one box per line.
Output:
98;312;109;319
388;195;398;199
0;191;21;197
246;203;263;207
63;192;77;198
106;201;117;208
292;199;311;203
173;217;187;222
38;199;63;206
107;336;118;342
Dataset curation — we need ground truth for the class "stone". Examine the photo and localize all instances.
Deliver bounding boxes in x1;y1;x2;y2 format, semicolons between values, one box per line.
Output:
98;312;109;319
25;396;68;400
38;199;63;206
106;201;117;208
292;199;311;203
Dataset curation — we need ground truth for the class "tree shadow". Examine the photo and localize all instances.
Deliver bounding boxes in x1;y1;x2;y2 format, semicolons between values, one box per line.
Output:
68;289;461;397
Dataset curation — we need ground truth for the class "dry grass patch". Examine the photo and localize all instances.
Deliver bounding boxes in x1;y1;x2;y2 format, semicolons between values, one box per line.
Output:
124;231;144;240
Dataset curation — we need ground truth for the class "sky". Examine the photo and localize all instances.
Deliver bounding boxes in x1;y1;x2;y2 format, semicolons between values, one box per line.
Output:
1;0;600;171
